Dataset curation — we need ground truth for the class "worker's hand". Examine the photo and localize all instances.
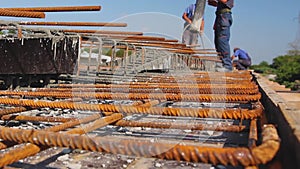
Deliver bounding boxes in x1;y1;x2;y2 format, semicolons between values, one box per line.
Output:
208;0;218;7
200;30;204;36
189;23;200;33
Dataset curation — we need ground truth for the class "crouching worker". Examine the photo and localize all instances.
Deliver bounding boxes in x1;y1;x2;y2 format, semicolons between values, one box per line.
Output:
231;48;252;70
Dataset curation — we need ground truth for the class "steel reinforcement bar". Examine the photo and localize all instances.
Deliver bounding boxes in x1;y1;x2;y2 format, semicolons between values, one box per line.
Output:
0;91;261;102
36;87;259;95
0;98;263;119
63;29;143;35
128;79;252;84
55;83;258;90
3;6;101;12
0;9;45;18
114;120;247;132
67;113;123;135
0;107;27;116
0;125;280;167
1;115;75;123
115;72;253;80
19;21;127;27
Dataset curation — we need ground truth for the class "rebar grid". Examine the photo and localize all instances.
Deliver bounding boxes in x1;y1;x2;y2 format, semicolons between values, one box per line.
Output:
0;125;279;167
0;98;262;119
0;113;118;167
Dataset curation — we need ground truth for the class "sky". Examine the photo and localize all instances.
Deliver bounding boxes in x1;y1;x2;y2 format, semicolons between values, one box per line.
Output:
1;0;300;64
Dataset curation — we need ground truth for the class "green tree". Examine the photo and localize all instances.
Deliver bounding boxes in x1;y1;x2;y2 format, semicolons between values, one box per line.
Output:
250;61;275;74
271;55;300;90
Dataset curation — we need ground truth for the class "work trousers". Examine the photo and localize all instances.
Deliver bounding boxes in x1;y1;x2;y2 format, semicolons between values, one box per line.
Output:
214;12;233;70
234;59;252;70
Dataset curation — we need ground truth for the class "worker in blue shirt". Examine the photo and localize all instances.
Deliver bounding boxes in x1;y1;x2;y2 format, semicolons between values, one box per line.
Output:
182;3;204;46
208;0;234;72
231;48;252;70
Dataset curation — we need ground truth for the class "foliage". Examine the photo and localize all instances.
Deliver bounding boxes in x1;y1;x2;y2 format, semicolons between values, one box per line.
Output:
271;55;300;87
251;54;300;90
105;49;132;58
250;61;275;74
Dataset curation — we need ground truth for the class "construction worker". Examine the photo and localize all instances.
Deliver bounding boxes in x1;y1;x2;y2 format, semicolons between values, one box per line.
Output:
231;48;252;70
208;0;234;72
182;2;204;46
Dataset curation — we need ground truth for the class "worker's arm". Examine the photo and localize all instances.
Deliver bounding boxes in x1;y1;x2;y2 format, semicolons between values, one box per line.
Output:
208;0;228;6
183;12;205;33
231;54;235;60
208;0;217;7
200;19;204;34
219;0;229;3
182;13;192;24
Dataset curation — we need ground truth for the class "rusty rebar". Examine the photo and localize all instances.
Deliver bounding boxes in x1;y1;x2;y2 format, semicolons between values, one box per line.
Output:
115;120;246;132
106;35;168;41
248;119;258;148
68;113;123;134
137;100;162;107
0;125;280;167
1;115;75;123
0;98;263;119
19;21;127;27
0;9;45;18
0;107;27;116
0;91;261;102
55;83;258;90
43;113;101;132
3;6;101;12
36;87;259;95
63;29;143;35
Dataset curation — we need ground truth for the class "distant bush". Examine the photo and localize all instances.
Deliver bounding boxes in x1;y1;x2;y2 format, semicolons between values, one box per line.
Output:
271;55;300;90
251;55;300;91
250;61;275;74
